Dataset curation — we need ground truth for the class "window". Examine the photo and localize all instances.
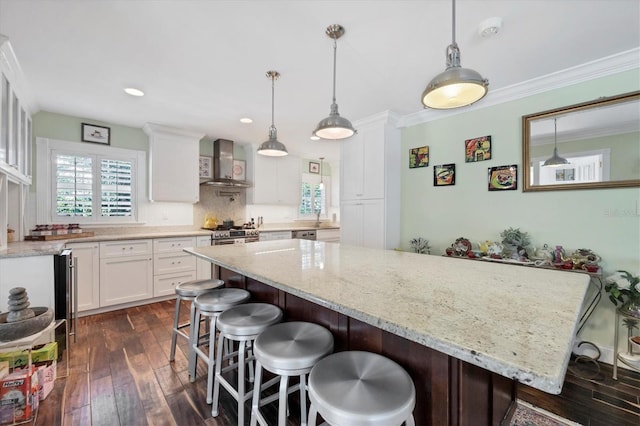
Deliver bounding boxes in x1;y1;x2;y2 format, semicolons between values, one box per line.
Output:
37;138;145;224
531;148;610;186
299;173;329;218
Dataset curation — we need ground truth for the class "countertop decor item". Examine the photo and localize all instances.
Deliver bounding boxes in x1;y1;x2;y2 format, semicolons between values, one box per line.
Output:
410;237;431;254
500;227;530;260
605;270;640;318
0;287;54;342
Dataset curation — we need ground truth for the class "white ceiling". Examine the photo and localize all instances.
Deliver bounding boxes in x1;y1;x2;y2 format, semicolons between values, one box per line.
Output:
1;0;639;163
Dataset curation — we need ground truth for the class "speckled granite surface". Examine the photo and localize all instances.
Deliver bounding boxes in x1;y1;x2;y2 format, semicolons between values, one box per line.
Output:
186;239;590;395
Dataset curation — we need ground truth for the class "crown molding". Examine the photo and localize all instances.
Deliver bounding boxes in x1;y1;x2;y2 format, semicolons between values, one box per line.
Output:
353;110;402;128
398;48;640;128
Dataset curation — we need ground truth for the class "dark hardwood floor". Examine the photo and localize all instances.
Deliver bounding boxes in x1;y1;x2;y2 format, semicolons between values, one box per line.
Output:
34;300;640;425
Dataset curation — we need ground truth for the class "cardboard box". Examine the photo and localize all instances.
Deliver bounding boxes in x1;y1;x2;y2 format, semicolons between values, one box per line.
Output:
0;366;38;424
0;342;58;369
35;360;56;401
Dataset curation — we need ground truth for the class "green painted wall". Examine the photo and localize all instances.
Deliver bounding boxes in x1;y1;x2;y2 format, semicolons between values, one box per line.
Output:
400;69;640;356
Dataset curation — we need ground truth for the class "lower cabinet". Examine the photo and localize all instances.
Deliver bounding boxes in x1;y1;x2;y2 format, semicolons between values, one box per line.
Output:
316;228;340;243
66;242;100;312
340;199;385;249
196;236;213;279
99;240;154;307
153;236;197;297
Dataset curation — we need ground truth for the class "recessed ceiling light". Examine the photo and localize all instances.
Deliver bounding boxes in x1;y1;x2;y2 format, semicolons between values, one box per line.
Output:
310;135;320;141
478;17;502;38
124;87;144;97
240;117;253;124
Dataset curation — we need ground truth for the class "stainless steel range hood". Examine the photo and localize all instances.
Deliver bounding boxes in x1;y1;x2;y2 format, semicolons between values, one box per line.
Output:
201;138;251;188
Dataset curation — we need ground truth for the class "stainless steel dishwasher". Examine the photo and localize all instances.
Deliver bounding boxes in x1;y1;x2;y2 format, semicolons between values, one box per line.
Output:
292;230;316;240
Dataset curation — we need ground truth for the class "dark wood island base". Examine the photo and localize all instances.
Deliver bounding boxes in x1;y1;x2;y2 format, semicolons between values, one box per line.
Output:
219;266;517;425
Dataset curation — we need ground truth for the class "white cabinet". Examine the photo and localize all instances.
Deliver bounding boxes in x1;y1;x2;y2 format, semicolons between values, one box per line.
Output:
196;235;213;279
340;112;400;250
249;152;301;205
143;123;204;203
99;240;153;307
316;228;341;243
340;200;385;249
0;255;54;312
66;242;100;312
259;230;292;241
152;236;197;297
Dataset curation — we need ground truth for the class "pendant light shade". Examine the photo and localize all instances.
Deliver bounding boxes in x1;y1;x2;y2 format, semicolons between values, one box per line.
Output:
542;118;570;167
258;70;288;157
421;0;489;109
313;24;356;140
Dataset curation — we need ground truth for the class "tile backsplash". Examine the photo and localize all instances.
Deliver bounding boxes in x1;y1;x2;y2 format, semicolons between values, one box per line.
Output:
193;186;247;228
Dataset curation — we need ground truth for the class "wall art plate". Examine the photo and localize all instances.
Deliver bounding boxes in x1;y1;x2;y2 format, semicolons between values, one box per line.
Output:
465;135;491;162
434;163;455;186
409;146;429;168
488;164;517;191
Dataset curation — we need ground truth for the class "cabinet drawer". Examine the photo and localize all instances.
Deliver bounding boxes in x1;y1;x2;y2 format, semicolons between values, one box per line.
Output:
154;252;196;275
154;270;197;297
100;239;152;258
153;237;196;253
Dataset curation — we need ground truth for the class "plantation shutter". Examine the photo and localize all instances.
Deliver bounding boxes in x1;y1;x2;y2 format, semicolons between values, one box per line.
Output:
55;154;93;216
101;158;133;217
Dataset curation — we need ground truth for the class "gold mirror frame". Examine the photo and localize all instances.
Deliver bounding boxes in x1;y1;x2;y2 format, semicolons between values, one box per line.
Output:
522;91;640;192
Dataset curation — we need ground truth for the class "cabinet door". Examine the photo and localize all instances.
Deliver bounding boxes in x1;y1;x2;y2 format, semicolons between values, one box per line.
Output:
196;236;213;279
99;255;153;307
251;154;300;205
154;270;197;297
341;124;385;200
340;199;384;249
67;242;100;312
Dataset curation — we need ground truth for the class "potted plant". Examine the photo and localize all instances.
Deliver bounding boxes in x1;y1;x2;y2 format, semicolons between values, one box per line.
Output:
605;270;640;318
500;227;530;260
410;237;431;255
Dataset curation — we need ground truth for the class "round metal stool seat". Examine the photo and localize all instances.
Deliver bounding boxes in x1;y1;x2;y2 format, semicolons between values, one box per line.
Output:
175;278;224;297
212;303;283;425
308;351;416;426
189;288;251;403
194;288;251;312
250;322;334;426
169;278;225;364
216;303;284;337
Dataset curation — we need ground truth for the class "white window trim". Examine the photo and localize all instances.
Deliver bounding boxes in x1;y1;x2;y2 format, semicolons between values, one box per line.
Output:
298;172;331;220
36;137;146;225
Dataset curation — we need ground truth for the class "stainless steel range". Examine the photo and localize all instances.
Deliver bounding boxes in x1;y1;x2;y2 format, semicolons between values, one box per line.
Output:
211;228;260;245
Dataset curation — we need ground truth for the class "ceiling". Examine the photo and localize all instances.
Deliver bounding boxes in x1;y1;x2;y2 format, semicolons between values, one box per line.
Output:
1;0;638;163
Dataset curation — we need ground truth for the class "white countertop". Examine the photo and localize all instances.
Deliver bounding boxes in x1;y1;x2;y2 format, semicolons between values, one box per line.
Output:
186;239;590;394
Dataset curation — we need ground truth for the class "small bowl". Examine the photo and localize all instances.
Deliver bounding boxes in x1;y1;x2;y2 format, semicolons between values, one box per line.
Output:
630;336;640;352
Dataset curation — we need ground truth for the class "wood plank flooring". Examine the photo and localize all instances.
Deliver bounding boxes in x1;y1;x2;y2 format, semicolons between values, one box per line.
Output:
34;300;640;425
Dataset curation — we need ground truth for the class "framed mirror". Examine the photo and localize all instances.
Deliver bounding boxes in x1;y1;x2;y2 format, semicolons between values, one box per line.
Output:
522;91;640;192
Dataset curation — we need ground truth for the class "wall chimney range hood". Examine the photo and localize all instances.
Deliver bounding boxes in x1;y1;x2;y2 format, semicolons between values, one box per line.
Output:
201;138;251;188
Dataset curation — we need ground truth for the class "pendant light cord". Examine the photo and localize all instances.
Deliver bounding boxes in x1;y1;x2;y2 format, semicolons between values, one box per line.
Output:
331;36;337;104
554;117;558;149
451;0;456;44
271;74;275;128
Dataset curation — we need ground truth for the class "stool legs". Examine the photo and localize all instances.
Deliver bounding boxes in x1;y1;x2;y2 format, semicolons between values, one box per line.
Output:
188;300;199;380
169;296;182;362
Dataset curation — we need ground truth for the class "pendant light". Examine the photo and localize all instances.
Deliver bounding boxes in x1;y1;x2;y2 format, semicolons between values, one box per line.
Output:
542;118;570;167
421;0;489;109
313;24;356;140
258;70;288;157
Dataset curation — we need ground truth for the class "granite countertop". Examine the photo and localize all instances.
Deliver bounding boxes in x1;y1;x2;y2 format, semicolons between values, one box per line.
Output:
1;229;213;259
258;224;340;232
185;239;590;395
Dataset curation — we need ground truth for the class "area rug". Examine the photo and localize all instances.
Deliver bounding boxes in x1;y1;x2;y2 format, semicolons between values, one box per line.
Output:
511;400;582;426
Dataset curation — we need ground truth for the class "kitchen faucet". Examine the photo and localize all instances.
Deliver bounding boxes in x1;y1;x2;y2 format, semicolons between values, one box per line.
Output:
314;210;321;228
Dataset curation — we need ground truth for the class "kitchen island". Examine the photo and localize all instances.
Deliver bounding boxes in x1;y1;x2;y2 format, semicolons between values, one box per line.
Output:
185;240;590;425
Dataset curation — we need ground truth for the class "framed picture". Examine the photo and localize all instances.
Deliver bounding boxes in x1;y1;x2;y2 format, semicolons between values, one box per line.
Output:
555;168;575;182
81;123;110;145
409;146;429;168
464;135;491;162
199;156;212;178
433;163;455;186
233;160;246;181
309;161;320;174
488;164;517;191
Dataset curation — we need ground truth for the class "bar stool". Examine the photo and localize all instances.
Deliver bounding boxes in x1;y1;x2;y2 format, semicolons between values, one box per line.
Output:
169;278;224;363
189;287;251;402
250;321;334;426
308;351;416;426
212;303;283;425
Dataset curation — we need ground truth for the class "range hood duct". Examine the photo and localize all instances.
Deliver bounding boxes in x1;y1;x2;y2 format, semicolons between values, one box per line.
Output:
201;138;251;188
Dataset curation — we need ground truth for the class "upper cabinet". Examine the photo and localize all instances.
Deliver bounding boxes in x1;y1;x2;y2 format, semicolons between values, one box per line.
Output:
248;149;301;205
0;36;34;184
341;122;387;200
143;123;203;203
